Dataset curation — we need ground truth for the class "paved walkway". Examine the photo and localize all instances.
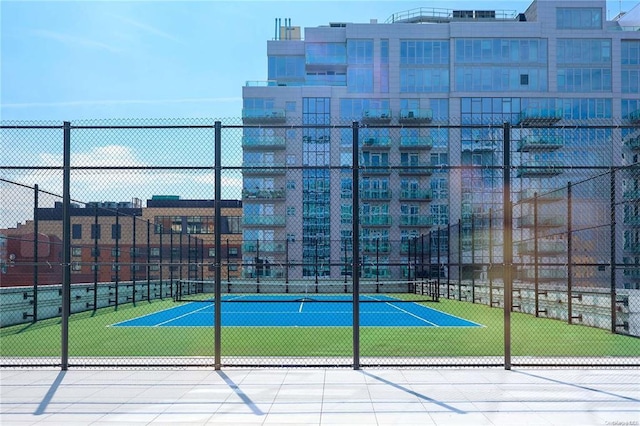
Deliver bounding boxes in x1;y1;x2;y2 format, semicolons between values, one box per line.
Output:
1;368;639;425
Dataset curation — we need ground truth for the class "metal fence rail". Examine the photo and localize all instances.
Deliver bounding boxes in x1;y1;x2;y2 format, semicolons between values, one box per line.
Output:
1;118;639;369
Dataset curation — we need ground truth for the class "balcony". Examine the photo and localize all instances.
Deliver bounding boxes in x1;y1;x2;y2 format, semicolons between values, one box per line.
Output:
241;215;286;227
399;189;432;201
518;107;562;125
361;137;391;149
242;108;286;123
463;141;497;152
242;188;285;200
517;161;563;177
399;215;435;227
361;108;392;123
517;268;567;282
398;162;433;175
399;136;433;150
624;215;640;227
518;240;566;255
362;163;391;175
625;136;640;150
518;188;564;203
629;109;640;123
241;162;287;175
242;136;286;150
242;241;286;253
361;242;391;253
517;135;563;152
360;189;392;200
623;189;640;201
360;215;392;227
361;267;391;279
517;215;565;228
398;108;433;123
624;242;640;254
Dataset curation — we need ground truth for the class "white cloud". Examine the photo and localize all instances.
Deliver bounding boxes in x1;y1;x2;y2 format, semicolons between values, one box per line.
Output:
31;29;122;53
1;97;242;109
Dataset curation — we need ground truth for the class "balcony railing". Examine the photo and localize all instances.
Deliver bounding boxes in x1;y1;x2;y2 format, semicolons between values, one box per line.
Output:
398;162;433;175
398;108;433;122
399;215;434;227
399;189;433;200
624;242;640;253
518;107;563;125
624;136;640;150
624;216;640;226
517;135;563;152
242;108;286;123
518;188;564;203
361;242;392;253
463;141;498;152
517;161;564;177
517;215;565;228
241;136;286;149
518;268;567;281
623;189;640;201
242;188;285;200
242;241;287;253
241;215;286;227
360;189;392;200
361;137;391;148
362;163;391;174
362;109;392;122
242;162;287;175
360;215;392;226
518;240;566;255
399;136;433;150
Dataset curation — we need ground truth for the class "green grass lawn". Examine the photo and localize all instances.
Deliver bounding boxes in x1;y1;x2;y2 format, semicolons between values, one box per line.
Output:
1;296;638;359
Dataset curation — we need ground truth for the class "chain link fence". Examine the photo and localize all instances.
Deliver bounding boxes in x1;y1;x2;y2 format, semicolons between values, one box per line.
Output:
1;118;639;368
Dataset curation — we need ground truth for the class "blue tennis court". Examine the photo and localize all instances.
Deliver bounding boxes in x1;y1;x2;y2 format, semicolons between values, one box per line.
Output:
112;294;483;328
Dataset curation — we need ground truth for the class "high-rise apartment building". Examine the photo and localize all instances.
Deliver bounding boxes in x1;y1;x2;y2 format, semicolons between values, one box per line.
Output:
241;0;640;283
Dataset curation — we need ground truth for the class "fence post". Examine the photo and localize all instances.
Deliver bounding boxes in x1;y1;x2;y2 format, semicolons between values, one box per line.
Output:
214;120;222;370
147;219;151;303
471;214;476;303
567;183;573;324
457;218;462;301
33;184;39;322
534;193;539;317
352;121;360;370
489;208;494;307
503;121;513;370
610;169;617;333
61;121;71;371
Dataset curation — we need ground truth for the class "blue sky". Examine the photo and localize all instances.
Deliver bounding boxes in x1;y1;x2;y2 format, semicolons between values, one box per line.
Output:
2;0;636;122
1;0;638;227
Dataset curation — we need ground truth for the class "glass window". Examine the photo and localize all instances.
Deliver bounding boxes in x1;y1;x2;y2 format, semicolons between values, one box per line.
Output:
557;7;602;29
72;247;82;257
111;224;121;240
90;224;101;239
305;43;346;64
72;224;81;239
347;39;373;64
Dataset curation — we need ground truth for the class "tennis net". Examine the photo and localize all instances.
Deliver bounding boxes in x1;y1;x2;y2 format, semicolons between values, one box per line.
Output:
174;279;439;303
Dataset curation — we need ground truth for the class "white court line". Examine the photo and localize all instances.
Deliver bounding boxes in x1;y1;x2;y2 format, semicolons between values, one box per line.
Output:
381;302;440;326
299;301;304;313
155;304;212;327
